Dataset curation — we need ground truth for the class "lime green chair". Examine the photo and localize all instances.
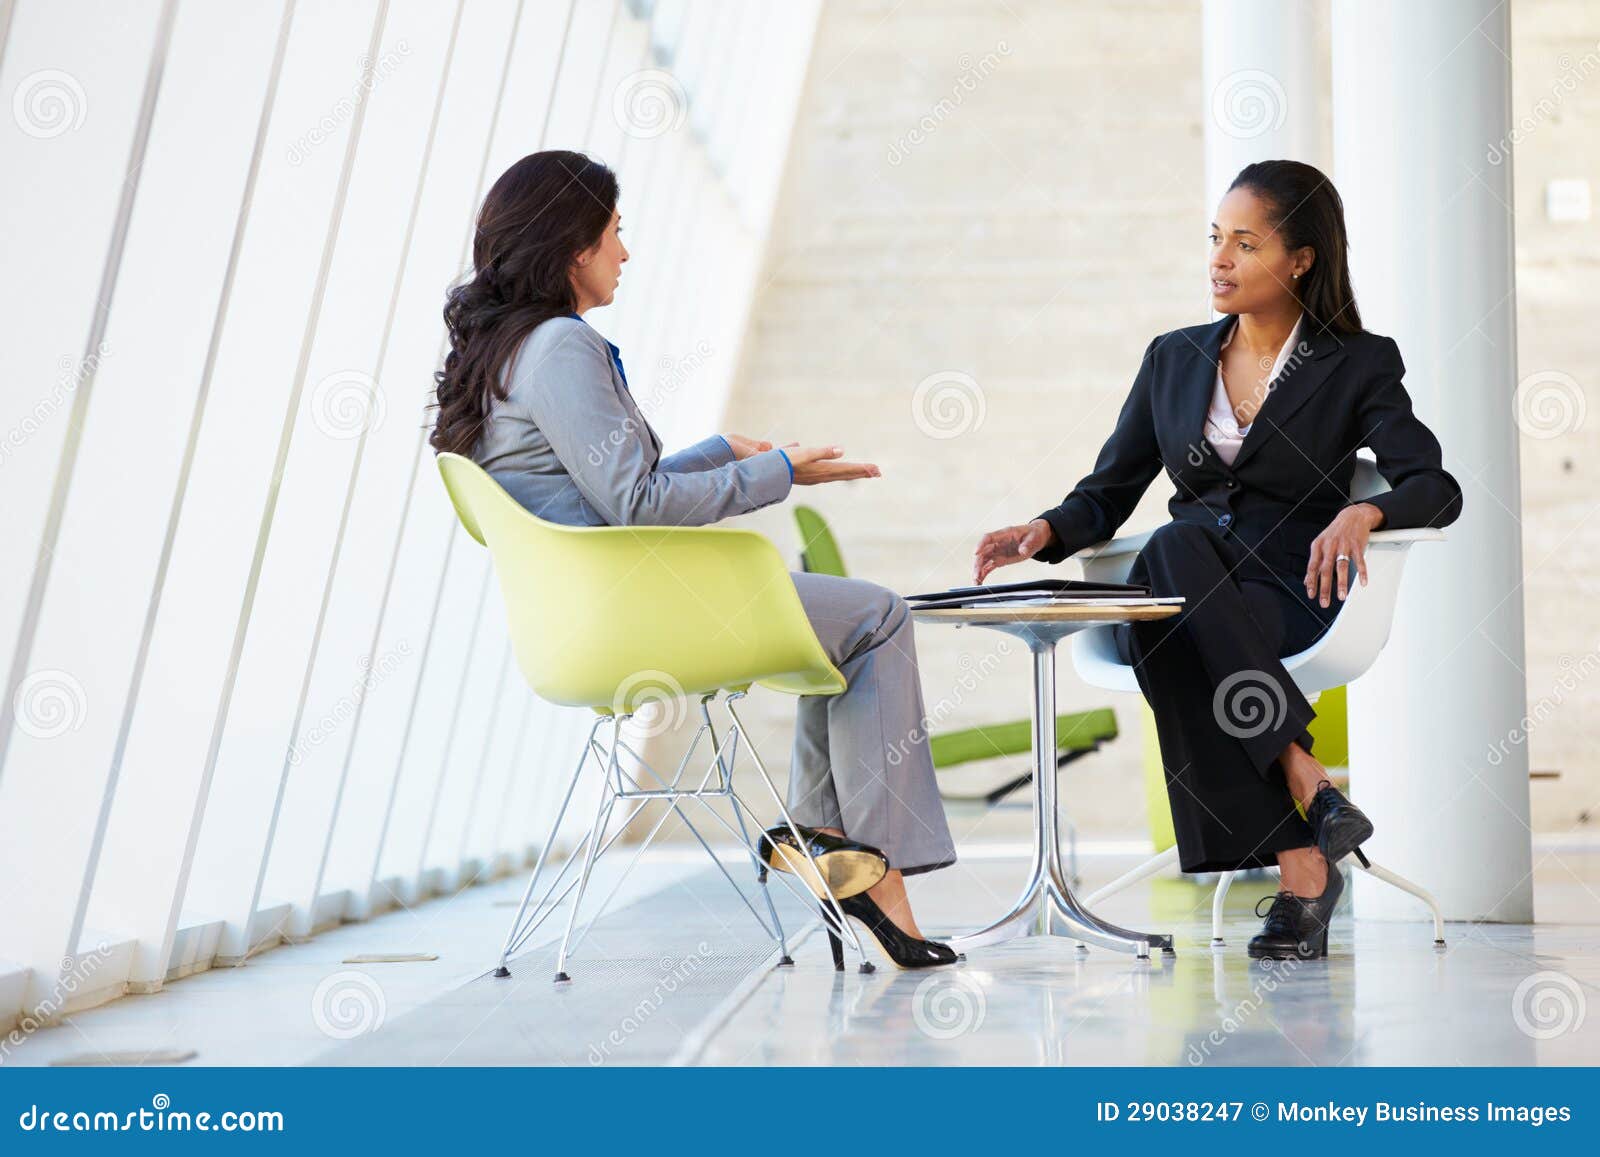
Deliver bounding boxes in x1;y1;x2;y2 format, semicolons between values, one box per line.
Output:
794;505;1122;884
438;454;876;979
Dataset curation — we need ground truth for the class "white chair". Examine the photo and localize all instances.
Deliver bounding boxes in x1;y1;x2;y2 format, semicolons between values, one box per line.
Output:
1068;457;1446;947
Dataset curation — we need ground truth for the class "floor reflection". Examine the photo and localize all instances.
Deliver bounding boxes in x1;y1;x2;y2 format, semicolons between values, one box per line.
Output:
700;853;1599;1066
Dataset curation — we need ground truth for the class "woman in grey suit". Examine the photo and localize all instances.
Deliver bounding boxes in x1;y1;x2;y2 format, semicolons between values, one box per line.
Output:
430;151;956;970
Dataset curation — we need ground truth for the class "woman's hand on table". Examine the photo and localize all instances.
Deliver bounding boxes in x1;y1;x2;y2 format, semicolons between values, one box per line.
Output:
972;519;1057;584
1305;502;1384;607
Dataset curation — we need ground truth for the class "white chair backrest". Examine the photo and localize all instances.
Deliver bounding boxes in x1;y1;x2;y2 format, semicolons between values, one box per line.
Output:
1349;453;1388;502
1070;451;1441;695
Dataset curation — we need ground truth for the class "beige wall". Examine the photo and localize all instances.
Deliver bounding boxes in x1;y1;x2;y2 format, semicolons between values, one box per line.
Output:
713;0;1597;842
1507;0;1600;834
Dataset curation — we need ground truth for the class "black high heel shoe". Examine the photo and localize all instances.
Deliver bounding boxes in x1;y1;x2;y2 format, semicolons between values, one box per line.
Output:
822;892;958;971
1246;862;1345;960
757;824;888;901
1305;779;1374;867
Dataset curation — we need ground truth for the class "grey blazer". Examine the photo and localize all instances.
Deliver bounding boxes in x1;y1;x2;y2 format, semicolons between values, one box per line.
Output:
471;315;793;527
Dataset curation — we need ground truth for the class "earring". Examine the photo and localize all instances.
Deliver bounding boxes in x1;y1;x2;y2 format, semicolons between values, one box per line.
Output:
1292;273;1300;279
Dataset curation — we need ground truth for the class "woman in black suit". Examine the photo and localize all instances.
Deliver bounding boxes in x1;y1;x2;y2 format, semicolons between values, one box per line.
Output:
973;160;1463;960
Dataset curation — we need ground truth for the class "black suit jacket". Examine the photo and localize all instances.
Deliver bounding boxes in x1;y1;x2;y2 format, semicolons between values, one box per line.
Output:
1032;314;1464;577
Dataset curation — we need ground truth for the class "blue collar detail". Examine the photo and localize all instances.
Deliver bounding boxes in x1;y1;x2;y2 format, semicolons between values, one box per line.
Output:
566;310;628;390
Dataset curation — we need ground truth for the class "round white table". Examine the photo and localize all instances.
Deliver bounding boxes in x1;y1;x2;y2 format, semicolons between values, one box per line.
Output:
912;602;1182;958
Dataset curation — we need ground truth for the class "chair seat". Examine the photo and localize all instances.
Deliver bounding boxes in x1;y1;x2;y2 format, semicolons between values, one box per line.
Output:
1071;525;1445;698
436;453;847;715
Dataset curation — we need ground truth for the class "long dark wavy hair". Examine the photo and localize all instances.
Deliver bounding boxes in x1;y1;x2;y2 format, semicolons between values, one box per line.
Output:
1227;160;1363;335
429;150;620;456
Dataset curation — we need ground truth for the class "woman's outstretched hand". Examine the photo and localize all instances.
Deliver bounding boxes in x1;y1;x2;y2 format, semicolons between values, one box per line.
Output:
722;433;774;459
785;444;881;485
973;519;1057;584
1306;502;1384;606
724;435;880;484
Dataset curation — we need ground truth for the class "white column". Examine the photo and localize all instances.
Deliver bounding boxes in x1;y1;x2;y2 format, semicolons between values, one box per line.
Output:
1201;0;1322;217
1334;0;1531;921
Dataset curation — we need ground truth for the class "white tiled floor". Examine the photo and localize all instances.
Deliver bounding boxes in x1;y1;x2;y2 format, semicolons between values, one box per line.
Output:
700;848;1600;1066
5;860;707;1067
9;843;1598;1067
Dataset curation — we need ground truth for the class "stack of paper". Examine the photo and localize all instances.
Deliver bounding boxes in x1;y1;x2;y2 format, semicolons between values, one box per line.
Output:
904;579;1183;610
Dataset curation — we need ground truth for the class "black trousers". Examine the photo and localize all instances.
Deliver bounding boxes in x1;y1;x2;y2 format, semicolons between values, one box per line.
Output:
1111;520;1342;873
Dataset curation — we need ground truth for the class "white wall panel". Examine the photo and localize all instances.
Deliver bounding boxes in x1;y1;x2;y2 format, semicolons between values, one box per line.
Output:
418;591;509;889
0;0;259;1003
373;541;488;903
237;0;465;943
460;655;530;873
71;0;295;991
0;0;822;1020
130;0;386;963
188;0;521;947
0;0;163;747
313;0;576;919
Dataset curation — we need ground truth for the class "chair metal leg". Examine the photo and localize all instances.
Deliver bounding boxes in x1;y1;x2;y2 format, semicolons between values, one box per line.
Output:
553;722;624;982
723;692;873;971
1071;846;1180;952
1210;870;1237;945
1084;846;1180;908
623;716;860;965
564;726;779;960
703;696;790;963
503;798;651;961
494;717;603;977
1349;854;1446;944
494;689;875;983
728;794;791;963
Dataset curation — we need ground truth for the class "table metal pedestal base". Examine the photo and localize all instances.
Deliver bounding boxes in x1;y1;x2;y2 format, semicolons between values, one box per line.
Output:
938;626;1175;958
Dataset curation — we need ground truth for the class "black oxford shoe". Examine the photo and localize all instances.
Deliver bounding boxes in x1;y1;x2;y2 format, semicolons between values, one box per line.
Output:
1305;779;1374;866
1247;864;1344;960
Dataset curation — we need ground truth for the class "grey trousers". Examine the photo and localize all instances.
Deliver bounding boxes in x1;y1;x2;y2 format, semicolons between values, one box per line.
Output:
782;571;958;876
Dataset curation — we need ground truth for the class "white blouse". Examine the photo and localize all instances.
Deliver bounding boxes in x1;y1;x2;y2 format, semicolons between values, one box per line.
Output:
1204;314;1304;467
